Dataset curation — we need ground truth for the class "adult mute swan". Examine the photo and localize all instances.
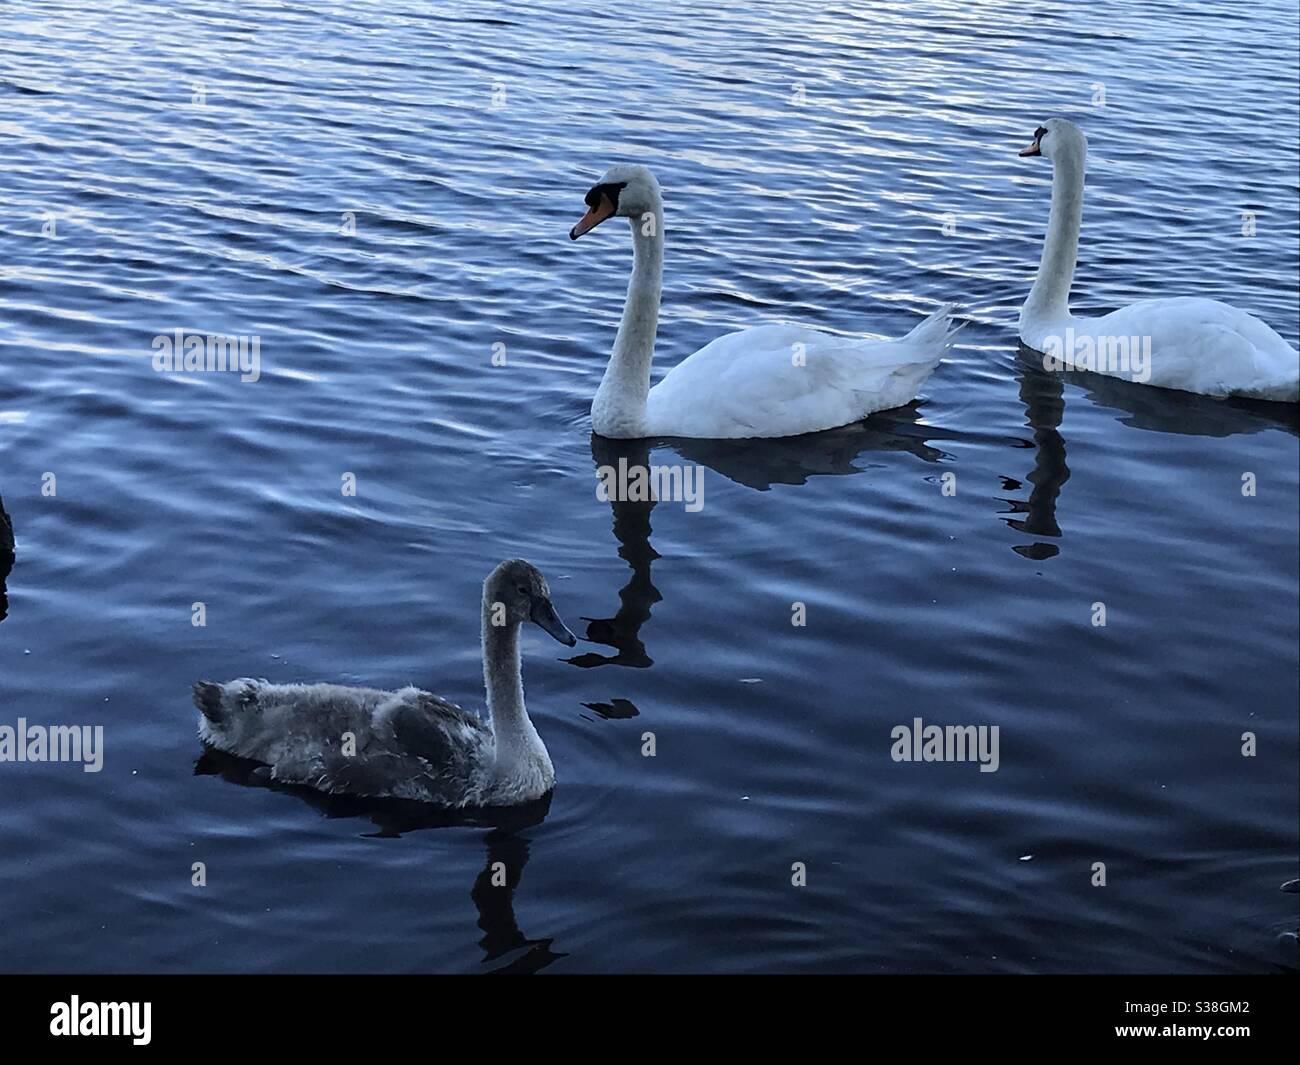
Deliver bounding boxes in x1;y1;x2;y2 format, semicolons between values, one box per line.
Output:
570;165;960;438
193;560;577;807
1018;118;1298;402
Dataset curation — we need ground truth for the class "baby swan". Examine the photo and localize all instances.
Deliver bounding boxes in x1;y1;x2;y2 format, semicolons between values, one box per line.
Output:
193;560;577;807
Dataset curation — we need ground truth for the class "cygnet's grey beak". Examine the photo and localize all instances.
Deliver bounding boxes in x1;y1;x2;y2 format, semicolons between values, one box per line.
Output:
531;596;578;646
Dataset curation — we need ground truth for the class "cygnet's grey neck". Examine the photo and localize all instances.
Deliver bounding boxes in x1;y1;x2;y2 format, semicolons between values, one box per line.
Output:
480;599;539;767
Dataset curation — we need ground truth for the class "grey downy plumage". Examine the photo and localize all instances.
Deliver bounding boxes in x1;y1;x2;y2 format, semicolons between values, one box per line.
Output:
193;559;576;807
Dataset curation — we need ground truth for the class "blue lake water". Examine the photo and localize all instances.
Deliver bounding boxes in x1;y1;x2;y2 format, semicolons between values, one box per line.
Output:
0;0;1297;973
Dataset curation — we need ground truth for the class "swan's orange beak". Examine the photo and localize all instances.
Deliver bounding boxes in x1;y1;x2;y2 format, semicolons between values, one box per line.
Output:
570;191;616;240
1019;126;1047;157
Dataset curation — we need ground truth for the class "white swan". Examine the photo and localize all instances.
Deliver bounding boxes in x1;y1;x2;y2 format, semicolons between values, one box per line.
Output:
570;165;960;439
1018;118;1298;402
192;560;577;807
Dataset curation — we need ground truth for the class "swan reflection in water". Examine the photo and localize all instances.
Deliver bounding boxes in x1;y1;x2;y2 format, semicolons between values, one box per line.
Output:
578;405;953;678
194;747;565;973
660;401;950;491
1005;343;1300;560
1003;351;1070;560
0;493;13;624
1053;354;1300;440
572;436;661;673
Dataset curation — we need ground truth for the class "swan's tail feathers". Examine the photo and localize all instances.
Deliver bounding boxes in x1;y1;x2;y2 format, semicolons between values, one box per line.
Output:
193;681;227;723
903;303;965;354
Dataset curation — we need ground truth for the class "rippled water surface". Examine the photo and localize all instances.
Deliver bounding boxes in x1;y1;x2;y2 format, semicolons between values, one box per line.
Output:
1;0;1297;973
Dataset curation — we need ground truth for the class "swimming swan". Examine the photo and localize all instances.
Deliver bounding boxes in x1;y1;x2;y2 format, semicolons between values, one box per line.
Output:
570;164;961;439
192;559;577;807
1018;118;1298;402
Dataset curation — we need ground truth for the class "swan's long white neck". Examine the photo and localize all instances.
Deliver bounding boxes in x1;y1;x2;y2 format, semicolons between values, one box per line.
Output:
1024;143;1086;325
481;602;546;771
592;201;663;437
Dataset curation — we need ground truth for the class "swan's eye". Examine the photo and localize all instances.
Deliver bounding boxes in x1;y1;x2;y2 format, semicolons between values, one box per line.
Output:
1034;126;1048;139
585;182;629;210
517;584;530;596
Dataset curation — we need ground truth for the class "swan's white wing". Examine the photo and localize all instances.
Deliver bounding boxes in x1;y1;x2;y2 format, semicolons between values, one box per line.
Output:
1070;298;1297;401
644;318;949;439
